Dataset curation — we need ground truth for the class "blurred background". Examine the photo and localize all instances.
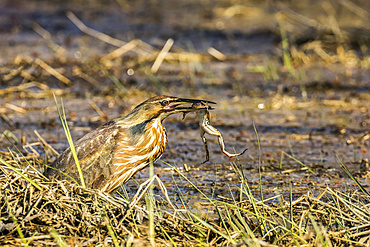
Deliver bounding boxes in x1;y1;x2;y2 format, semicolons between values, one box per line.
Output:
0;0;369;198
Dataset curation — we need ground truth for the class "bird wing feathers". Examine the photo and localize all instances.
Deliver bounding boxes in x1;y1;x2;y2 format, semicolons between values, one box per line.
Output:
48;121;122;188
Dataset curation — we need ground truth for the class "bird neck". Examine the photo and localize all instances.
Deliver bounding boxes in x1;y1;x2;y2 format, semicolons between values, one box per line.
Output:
127;117;167;146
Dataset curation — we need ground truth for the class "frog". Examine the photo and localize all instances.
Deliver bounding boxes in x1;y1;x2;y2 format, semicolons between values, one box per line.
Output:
191;102;247;164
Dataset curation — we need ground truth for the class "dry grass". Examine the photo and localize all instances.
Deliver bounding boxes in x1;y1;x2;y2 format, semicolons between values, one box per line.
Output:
1;151;370;246
0;155;200;246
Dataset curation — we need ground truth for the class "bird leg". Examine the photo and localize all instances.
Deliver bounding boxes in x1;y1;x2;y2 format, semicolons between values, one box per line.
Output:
193;102;247;163
130;175;176;210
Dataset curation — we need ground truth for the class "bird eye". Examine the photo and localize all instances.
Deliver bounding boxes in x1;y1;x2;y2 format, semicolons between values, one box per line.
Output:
161;100;169;106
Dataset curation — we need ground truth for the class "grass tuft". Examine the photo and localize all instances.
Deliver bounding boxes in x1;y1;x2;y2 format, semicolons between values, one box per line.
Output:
1;146;370;245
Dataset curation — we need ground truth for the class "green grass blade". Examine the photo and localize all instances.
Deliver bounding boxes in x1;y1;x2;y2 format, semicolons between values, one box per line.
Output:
53;94;85;188
105;216;120;247
190;212;237;245
49;230;67;247
158;223;177;247
0;157;42;190
5;196;27;246
43;163;78;184
252;122;267;234
282;151;315;174
337;155;370;198
161;160;215;206
148;159;155;247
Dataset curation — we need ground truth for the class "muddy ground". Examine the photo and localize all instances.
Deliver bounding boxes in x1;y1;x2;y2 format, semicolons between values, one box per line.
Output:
0;0;369;208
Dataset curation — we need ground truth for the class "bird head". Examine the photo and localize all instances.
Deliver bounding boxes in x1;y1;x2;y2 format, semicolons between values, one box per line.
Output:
124;95;216;124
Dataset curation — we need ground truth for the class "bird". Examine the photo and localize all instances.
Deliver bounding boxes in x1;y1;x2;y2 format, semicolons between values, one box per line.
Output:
47;95;215;194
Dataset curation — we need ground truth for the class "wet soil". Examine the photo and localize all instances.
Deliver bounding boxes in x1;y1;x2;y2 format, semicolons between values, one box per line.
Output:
0;0;369;208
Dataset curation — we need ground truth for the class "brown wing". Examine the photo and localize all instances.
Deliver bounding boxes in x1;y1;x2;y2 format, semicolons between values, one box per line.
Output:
48;121;122;188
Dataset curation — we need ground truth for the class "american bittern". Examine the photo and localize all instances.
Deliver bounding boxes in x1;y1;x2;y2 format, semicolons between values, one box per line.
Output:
192;102;247;163
48;95;215;194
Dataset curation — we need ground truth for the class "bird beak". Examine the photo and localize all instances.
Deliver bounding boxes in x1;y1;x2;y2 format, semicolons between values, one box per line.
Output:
165;98;216;112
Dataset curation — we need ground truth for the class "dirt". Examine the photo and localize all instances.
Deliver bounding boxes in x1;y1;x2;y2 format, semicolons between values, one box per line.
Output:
0;0;369;208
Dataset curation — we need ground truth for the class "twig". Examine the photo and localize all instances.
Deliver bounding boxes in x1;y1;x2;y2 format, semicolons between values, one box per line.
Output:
88;100;107;120
72;67;99;86
151;38;174;73
5;103;27;114
34;59;71;85
23;142;41;157
208;47;226;61
322;1;344;42
276;2;323;29
0;82;37;96
67;11;126;47
339;0;369;19
2;66;24;81
101;40;137;62
34;130;59;157
0;114;14;128
33;22;67;56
